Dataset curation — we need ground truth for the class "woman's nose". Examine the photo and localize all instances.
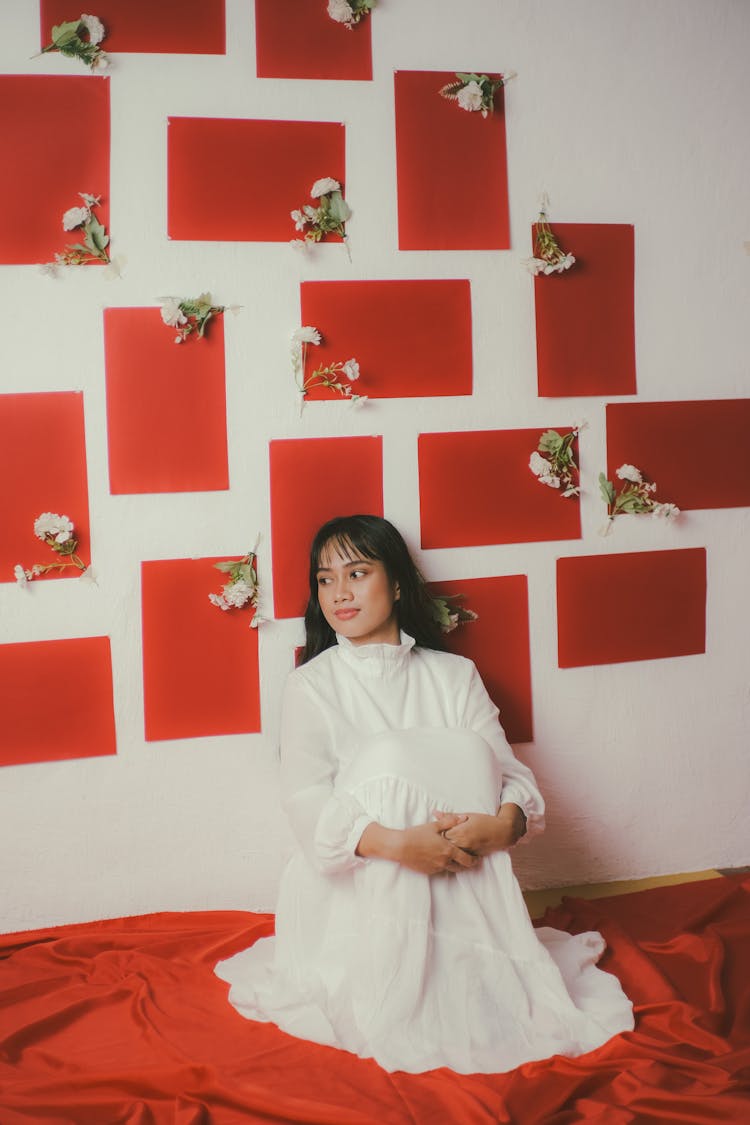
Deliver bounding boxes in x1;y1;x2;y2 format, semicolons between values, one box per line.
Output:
334;582;352;602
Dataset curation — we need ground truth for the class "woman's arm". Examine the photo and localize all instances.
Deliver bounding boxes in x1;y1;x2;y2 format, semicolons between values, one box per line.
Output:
442;803;527;856
356;814;482;874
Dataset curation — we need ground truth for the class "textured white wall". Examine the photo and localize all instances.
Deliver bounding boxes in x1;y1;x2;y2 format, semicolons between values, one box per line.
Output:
1;0;748;932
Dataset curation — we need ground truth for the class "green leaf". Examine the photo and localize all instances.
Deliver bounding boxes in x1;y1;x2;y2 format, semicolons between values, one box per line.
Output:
598;472;615;505
326;191;351;225
213;560;237;574
51;20;82;46
538;429;563;454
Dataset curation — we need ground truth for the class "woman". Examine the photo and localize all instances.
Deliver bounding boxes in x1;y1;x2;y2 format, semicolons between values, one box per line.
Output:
216;515;634;1074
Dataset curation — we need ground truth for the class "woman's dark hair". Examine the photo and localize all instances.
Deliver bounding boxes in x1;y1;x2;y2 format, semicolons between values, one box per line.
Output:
298;514;446;665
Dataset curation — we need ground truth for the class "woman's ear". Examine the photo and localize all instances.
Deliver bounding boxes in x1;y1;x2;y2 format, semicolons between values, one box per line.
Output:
394;582;401;601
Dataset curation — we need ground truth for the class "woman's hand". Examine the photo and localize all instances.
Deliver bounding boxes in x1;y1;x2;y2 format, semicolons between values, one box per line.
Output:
398;815;482;875
442;804;527;856
356;814;481;875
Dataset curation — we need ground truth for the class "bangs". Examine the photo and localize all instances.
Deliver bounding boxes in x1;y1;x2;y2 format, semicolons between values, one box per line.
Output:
316;529;382;569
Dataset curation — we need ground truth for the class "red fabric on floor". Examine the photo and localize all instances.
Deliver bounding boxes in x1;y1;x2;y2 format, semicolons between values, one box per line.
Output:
1;877;748;1124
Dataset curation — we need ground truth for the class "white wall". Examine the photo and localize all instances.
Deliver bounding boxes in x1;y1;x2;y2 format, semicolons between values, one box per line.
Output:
1;0;748;933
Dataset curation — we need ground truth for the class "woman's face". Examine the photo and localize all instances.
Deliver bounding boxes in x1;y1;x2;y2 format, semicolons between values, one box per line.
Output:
316;540;400;647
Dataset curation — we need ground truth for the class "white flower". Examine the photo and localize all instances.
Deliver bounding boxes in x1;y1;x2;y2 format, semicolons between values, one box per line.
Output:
560;253;576;270
292;326;322;345
523;257;547;276
249;613;264;629
34;512;74;544
62;206;90;231
341;358;360;382
79;192;101;207
222;580;256;608
39;262;58;278
92;51;109;69
303;204;319;220
208;592;229;611
14;565;28;587
311;177;341;199
174;336;182;344
652;502;680;520
644;481;658;493
290;209;308;231
80;13;105;44
456;80;484;113
327;0;354;25
616;464;643;484
160;298;187;328
348;394;368;409
529;451;550;477
541;473;561;489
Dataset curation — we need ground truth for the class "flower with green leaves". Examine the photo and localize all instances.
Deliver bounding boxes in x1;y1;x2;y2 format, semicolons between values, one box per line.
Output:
291;327;367;410
291;178;351;249
327;0;375;28
209;546;263;627
14;513;88;584
40;14;109;70
439;72;514;118
429;593;478;635
530;429;580;497
598;465;680;535
160;293;225;343
525;196;575;276
53;192;110;265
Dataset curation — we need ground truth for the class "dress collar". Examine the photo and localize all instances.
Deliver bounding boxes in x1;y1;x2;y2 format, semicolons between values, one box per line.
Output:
335;630;416;677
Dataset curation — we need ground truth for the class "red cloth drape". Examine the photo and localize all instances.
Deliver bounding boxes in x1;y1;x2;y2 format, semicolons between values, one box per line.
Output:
1;876;748;1124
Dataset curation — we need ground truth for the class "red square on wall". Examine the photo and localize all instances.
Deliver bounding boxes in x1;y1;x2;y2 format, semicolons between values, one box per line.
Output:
255;0;371;80
556;548;707;668
0;637;116;768
606;400;750;510
40;0;225;53
0;392;91;582
299;280;472;399
168;118;346;242
270;437;384;619
0;77;109;265
104;309;228;494
534;223;636;397
394;70;510;250
419;429;581;549
141;558;261;741
427;575;533;744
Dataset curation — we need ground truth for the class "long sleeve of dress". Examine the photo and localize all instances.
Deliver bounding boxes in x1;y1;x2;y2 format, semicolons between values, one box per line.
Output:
460;664;546;837
279;674;373;875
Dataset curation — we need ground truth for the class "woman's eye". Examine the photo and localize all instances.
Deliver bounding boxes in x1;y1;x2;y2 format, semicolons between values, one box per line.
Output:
350;569;367;579
317;576;331;586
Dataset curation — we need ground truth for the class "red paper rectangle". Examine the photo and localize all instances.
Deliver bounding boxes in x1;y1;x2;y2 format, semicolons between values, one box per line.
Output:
0;77;109;265
141;558;261;741
394;70;509;250
534;223;636;397
104;309;228;494
557;548;706;668
419;429;581;549
40;1;225;53
0;392;91;582
606;400;750;510
270;437;384;619
299;280;472;399
0;637;116;767
168;118;346;242
255;0;371;80
427;576;532;744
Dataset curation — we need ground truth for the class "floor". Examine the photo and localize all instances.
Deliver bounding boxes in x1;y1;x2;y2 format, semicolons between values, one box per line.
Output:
522;866;723;918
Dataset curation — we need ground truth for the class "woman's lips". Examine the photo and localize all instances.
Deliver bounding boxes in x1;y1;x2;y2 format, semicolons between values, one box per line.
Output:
334;609;359;620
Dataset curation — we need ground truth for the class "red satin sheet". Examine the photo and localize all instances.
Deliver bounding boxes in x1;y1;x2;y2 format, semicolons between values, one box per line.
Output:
1;876;748;1123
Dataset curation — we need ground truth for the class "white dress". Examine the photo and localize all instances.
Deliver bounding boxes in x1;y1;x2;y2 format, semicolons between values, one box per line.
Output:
216;633;634;1074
